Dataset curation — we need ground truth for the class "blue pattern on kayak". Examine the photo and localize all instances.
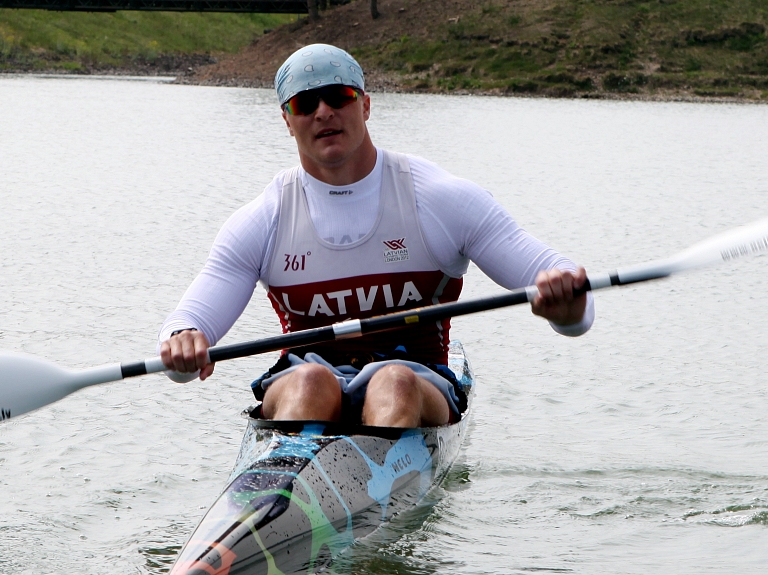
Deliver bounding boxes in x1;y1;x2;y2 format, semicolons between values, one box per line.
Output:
255;424;327;461
345;429;432;519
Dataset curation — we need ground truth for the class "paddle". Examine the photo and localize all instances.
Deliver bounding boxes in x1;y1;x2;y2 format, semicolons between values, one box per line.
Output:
2;218;766;422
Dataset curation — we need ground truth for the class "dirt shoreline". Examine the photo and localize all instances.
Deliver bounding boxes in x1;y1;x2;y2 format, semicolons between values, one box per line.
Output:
178;72;766;105
4;65;765;106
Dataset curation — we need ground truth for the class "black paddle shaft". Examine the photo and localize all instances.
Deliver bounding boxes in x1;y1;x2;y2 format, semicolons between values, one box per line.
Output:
205;286;543;364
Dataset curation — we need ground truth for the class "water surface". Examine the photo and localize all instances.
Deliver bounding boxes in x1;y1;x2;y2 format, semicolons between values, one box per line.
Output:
1;76;767;574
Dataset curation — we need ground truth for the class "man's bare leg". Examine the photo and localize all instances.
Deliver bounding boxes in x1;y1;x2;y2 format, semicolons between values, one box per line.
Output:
362;364;450;428
262;363;342;421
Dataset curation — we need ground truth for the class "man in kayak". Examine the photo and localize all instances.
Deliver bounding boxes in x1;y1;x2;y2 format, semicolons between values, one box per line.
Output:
158;43;594;428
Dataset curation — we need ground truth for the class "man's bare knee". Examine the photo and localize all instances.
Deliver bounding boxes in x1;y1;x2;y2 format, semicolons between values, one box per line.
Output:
368;364;419;398
263;363;341;421
364;365;423;427
364;364;450;428
290;363;340;399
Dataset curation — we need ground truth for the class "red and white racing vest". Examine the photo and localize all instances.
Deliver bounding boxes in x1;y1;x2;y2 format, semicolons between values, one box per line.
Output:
261;150;463;365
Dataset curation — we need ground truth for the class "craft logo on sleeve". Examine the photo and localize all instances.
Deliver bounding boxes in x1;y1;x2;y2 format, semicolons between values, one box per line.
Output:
383;238;409;263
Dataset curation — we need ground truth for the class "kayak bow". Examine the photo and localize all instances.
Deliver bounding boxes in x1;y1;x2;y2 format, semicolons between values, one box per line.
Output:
170;341;475;575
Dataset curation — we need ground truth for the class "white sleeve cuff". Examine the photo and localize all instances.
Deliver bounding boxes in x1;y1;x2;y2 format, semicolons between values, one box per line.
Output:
163;369;200;384
549;293;595;337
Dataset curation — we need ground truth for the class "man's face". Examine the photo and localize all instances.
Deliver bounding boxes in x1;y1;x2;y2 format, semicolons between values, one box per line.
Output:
281;87;371;171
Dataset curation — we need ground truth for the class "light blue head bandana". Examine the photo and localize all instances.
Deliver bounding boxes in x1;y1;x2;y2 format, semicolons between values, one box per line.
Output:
275;44;365;106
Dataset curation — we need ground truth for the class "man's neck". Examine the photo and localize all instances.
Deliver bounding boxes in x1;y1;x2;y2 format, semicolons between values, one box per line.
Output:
300;137;378;186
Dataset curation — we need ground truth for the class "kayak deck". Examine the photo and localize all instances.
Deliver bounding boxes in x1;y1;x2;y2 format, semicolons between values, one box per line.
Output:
170;341;474;575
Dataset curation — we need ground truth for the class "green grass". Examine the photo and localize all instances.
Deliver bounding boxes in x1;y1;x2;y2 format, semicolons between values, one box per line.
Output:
2;0;767;99
0;9;291;70
351;0;768;98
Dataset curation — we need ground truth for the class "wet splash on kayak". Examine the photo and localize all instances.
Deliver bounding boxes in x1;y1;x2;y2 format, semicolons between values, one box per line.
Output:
2;76;768;574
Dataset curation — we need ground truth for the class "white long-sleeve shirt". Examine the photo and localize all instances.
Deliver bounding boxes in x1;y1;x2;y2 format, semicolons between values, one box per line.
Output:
158;150;594;348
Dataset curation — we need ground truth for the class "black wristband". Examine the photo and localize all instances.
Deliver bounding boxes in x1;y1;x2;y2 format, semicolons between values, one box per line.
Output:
171;328;198;337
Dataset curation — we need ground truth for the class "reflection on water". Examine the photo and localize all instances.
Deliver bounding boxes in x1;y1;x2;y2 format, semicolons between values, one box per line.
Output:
330;494;444;575
1;75;767;574
141;544;182;574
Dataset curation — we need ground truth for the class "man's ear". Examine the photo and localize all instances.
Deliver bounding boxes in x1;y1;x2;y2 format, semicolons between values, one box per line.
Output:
282;110;295;137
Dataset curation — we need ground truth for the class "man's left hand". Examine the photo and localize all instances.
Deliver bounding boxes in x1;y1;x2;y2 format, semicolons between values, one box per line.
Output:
531;267;588;327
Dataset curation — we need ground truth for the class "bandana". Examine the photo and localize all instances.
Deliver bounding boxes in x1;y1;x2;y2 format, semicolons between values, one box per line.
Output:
275;43;365;106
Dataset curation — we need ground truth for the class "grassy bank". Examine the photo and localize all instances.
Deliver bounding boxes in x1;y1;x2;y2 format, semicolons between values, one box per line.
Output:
2;0;767;100
0;10;291;73
347;0;768;100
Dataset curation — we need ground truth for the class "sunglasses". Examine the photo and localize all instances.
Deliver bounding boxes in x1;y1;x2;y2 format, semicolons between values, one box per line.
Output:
283;85;361;116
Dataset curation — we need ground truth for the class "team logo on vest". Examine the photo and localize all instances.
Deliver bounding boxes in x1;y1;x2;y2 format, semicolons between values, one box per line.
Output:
383;238;409;263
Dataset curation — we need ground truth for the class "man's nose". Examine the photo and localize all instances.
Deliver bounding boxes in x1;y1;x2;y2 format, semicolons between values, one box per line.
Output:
314;98;335;118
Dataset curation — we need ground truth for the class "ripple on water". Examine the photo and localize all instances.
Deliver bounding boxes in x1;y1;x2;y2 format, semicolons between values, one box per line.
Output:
140;542;183;574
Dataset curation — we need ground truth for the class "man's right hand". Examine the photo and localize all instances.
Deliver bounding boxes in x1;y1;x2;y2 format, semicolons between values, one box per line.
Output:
160;329;215;381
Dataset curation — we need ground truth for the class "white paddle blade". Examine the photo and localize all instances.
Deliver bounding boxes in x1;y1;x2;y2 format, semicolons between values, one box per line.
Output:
0;352;84;420
0;352;121;421
608;217;768;286
670;217;768;272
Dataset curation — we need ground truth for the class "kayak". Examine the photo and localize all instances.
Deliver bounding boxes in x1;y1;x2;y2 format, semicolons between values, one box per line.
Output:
170;341;475;575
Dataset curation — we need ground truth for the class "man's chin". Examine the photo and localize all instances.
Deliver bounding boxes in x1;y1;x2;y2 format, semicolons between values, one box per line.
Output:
312;145;352;166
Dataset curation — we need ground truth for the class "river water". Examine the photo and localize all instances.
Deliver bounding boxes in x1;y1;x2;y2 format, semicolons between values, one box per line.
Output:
1;75;767;574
